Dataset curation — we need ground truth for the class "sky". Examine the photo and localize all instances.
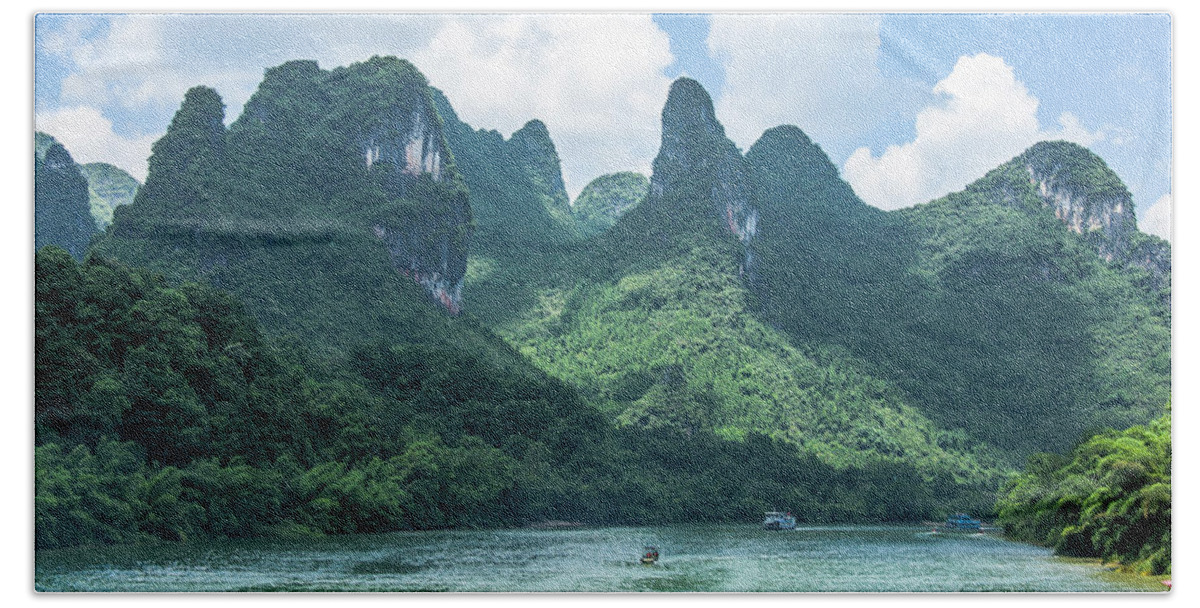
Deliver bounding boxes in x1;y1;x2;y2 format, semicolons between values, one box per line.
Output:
33;12;1172;241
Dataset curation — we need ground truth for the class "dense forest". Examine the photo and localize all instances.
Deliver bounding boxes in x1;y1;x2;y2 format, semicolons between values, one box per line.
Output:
36;248;970;549
996;409;1170;575
35;56;1168;574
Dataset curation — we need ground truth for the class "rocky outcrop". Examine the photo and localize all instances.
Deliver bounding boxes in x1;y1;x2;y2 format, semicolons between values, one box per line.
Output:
360;106;448;182
648;78;758;274
1016;141;1170;281
245;58;469;313
346;66;467;313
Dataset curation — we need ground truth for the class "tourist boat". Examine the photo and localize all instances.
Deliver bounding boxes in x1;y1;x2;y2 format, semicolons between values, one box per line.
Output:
640;546;660;565
932;513;983;533
763;511;797;530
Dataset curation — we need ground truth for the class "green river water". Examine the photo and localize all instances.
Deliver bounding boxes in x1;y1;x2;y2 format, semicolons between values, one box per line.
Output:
34;524;1166;592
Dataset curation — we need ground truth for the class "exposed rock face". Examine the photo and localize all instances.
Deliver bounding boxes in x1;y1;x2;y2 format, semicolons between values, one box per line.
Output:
648;78;758;272
1016;141;1170;281
247;58;469;313
106;57;472;315
361;106;448;181
1030;175;1131;251
372;220;466;314
348;70;466;313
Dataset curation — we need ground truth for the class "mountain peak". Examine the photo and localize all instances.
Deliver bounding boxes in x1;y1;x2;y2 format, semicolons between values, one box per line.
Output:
747;125;864;214
1019;140;1131;205
660;77;723;146
509;119;570;216
646;78;754;243
511;119;552;143
1010;140;1167;277
35;141;96;260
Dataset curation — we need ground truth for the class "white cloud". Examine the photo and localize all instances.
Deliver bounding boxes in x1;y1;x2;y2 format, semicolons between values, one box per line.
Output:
37;14;674;198
413;15;673;196
842;53;1104;210
35;106;157;181
707;14;885;154
1140;194;1172;242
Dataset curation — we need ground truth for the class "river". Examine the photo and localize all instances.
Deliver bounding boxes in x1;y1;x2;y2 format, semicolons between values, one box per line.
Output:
34;524;1165;592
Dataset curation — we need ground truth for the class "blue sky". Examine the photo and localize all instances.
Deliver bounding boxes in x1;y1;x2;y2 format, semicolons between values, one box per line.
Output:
33;12;1172;240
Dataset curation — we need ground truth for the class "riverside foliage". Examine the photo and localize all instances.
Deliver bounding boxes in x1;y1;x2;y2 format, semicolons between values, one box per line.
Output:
995;410;1171;575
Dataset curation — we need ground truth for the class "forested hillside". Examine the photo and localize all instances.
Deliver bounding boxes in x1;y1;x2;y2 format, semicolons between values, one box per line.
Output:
487;79;1010;496
572;172;650;237
37;60;1032;554
90;59;488;358
750;133;1170;457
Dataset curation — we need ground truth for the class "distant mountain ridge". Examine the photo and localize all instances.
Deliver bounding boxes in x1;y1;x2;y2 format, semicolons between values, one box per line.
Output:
79;162;140;227
34;131;141;233
33;55;1171;545
571;171;649;237
489;77;1011;492
470;76;1168;468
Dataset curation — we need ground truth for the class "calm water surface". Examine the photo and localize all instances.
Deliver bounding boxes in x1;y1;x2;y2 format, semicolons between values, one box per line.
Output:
35;524;1165;592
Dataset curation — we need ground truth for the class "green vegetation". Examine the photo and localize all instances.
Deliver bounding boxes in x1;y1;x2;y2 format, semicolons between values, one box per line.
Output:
34;246;589;546
485;83;1007;505
36;248;965;549
1020;140;1130;203
571;171;649;237
895;156;1170;453
748;126;1169;458
35;131;58;159
507;237;1008;487
432;88;583;329
996;409;1170;575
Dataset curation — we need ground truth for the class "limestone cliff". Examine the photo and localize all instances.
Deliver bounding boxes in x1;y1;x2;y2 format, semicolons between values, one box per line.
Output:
96;55;474;353
201;58;471;313
341;59;468;313
647;78;758;275
1015;141;1170;281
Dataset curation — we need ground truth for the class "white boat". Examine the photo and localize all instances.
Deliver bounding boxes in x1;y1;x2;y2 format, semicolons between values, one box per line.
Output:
763;511;797;530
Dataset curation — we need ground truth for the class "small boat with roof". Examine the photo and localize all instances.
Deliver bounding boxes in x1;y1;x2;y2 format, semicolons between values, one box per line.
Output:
928;513;1001;534
763;511;797;530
